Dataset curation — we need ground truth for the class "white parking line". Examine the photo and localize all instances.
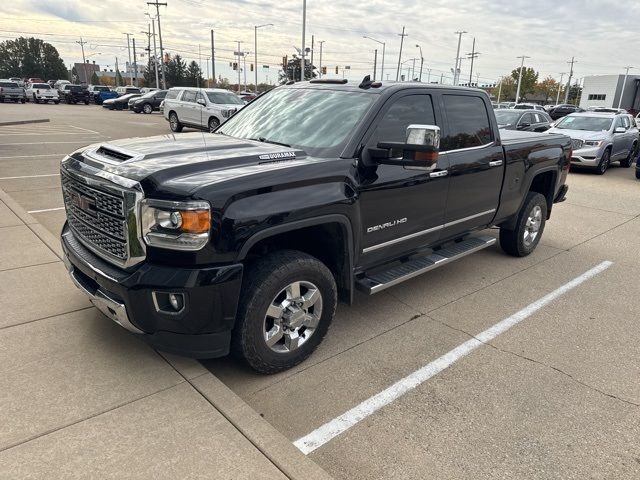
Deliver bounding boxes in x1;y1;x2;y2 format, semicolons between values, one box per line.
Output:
28;207;65;213
69;125;101;135
0;173;60;180
294;260;613;455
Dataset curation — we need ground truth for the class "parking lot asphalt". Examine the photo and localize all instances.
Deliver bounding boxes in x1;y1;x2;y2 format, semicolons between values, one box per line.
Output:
2;102;639;479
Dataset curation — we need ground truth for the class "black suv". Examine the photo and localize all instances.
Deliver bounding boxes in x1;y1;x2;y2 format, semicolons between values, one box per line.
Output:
131;90;167;114
61;85;90;105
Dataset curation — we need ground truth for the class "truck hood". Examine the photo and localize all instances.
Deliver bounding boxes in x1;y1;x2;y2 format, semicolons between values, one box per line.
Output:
74;132;319;194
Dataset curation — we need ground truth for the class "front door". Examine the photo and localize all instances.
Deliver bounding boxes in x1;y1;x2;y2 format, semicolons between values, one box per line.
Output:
438;93;504;240
357;92;449;266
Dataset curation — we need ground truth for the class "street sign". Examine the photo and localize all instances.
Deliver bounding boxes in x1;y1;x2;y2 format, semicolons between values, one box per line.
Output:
234;51;245;57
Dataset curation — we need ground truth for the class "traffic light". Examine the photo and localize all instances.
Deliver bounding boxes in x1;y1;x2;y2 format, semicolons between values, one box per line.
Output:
335;66;339;74
322;66;327;75
250;63;254;72
232;62;238;71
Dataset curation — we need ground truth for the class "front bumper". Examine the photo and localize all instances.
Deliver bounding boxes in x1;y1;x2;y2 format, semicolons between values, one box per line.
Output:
61;223;243;358
570;146;603;167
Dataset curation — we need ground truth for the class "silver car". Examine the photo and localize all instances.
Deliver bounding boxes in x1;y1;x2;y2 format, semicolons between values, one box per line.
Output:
547;112;639;174
163;87;246;133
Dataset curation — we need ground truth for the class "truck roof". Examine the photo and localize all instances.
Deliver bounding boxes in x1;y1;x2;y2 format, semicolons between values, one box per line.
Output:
285;79;486;95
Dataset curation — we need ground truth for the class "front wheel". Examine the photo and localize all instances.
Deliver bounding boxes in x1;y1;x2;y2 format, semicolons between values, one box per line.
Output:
620;143;637;168
232;250;337;373
169;112;183;132
33;95;39;104
596;148;611;175
54;100;59;104
143;103;153;114
208;117;220;132
500;192;547;257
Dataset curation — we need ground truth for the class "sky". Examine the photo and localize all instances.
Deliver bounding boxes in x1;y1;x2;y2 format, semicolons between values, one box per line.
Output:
1;0;639;86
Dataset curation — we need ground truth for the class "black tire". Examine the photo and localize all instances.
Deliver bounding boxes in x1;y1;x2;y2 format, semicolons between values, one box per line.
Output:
232;250;337;374
0;96;4;102
596;148;611;175
33;95;39;104
636;169;640;180
500;192;547;257
134;109;141;114
143;103;153;114
620;142;637;168
208;117;220;132
84;100;89;105
54;100;59;104
20;98;25;103
169;112;183;132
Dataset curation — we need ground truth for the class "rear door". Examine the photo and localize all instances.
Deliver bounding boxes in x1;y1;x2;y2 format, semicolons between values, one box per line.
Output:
357;91;449;265
611;116;628;159
438;93;504;240
180;90;198;124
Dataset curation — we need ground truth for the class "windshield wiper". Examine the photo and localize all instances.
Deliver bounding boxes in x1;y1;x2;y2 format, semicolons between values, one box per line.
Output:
252;137;292;148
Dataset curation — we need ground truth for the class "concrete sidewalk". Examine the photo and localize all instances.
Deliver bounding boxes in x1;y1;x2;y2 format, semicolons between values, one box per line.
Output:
0;188;332;479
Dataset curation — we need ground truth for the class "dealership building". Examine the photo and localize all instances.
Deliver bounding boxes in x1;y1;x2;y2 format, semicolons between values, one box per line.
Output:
579;74;640;111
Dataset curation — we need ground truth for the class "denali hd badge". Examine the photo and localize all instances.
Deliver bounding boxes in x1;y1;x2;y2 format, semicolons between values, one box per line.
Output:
367;218;407;233
259;151;296;160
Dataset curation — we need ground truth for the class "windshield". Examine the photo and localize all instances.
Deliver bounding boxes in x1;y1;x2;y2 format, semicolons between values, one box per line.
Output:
94;86;109;92
555;116;612;131
218;87;375;157
206;91;244;105
0;82;19;87
125;88;140;93
494;111;522;125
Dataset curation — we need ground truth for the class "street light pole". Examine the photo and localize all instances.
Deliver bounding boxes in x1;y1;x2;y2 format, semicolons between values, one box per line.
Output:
145;13;160;88
453;30;467;85
147;1;167;89
301;0;306;81
618;66;634;109
373;49;377;80
235;41;243;92
363;36;385;81
318;40;325;78
515;55;530;103
124;33;133;85
415;44;423;82
255;24;273;93
396;26;407;81
555;73;566;105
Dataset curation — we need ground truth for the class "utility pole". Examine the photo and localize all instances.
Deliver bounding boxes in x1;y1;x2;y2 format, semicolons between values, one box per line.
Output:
618;66;634;109
497;79;502;103
318;40;324;78
76;37;88;84
555;73;566;105
254;24;273;93
564;56;576;104
515;55;530;103
373;49;377;80
132;37;138;87
198;44;202;88
364;36;385;81
310;35;314;78
243;51;248;91
453;30;467;85
301;0;307;81
467;37;480;86
147;1;167;89
396;26;407;81
235;41;243;92
415;44;423;82
124;33;133;85
146;13;160;88
211;30;216;85
411;58;416;80
142;25;152;87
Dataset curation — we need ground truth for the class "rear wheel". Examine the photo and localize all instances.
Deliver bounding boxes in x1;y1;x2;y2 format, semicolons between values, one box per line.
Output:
33;95;39;104
143;103;153;114
232;250;337;373
169;112;183;132
500;192;547;257
596;148;611;175
620;142;637;168
208;117;220;132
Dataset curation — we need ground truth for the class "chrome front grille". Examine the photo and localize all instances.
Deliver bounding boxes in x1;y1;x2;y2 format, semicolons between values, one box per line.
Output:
60;164;145;268
571;138;584;150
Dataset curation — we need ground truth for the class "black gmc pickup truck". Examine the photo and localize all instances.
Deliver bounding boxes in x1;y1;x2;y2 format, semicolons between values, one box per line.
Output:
60;79;570;373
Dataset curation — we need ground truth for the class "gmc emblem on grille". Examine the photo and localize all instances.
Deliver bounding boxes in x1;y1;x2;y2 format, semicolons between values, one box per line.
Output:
69;191;97;215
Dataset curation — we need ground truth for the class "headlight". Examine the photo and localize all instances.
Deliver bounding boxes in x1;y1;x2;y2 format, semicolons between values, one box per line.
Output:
221;108;237;118
141;199;211;251
584;140;603;147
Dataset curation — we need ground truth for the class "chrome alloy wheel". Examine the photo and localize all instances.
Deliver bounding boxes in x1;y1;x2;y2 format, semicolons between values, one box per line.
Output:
170;113;179;130
263;281;323;353
523;205;542;248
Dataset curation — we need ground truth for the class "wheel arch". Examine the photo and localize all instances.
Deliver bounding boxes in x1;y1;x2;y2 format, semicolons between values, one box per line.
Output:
238;215;355;304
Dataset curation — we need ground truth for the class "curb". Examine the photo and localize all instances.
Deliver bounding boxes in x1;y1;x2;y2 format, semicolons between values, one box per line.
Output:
0;185;333;479
0;118;50;127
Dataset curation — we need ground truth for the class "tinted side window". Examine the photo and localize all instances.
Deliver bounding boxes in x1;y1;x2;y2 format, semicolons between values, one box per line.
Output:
521;113;535;125
441;95;492;151
182;91;196;102
621;116;630;128
156;91;167;99
370;94;435;147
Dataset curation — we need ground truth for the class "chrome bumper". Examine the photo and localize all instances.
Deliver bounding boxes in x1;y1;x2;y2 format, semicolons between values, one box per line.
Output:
63;256;143;334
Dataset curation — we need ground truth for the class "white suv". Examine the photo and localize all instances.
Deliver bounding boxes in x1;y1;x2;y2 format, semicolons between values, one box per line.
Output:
163;87;245;132
25;82;59;104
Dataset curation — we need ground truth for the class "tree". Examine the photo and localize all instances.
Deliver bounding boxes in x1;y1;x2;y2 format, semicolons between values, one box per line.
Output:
216;76;231;89
90;71;100;85
535;76;559;103
568;84;582;105
0;37;67;79
185;60;204;87
279;54;316;83
493;75;516;102
165;54;186;87
115;68;124;87
510;66;538;100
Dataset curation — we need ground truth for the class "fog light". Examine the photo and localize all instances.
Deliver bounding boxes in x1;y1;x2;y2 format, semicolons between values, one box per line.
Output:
169;293;183;311
152;291;185;314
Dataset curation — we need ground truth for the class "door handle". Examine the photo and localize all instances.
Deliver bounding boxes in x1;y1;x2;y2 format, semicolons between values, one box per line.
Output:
429;170;448;178
489;160;503;167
